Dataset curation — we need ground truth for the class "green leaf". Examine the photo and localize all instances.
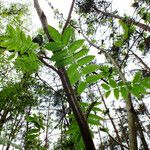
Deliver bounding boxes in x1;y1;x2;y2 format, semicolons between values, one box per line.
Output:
137;85;147;94
28;129;39;134
55;56;72;67
141;78;150;88
80;102;89;107
45;42;64;52
101;84;110;90
7;25;15;36
77;82;87;94
92;107;103;112
118;81;124;86
88;118;100;125
120;87;128;100
27;134;38;140
51;49;68;61
109;79;117;88
88;114;103;121
81;64;99;75
74;133;81;143
114;40;123;47
74;49;89;60
130;86;140;98
133;72;142;84
67;64;78;77
92;102;102;107
48;25;62;42
77;55;95;66
130;84;147;97
65;127;78;135
69;70;81;85
68;39;84;53
114;88;119;100
86;74;102;84
8;53;16;60
63;26;74;45
105;91;111;98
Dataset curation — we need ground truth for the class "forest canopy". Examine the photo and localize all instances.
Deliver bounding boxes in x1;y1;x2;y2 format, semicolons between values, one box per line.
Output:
0;0;150;150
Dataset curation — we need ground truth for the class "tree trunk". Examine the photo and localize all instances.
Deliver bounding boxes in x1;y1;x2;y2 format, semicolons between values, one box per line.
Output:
82;38;138;150
33;0;96;149
126;95;138;150
134;113;149;150
97;85;125;150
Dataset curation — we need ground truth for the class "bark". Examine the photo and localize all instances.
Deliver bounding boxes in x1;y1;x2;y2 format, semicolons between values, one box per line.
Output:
93;6;150;32
97;85;125;150
109;137;114;150
134;113;149;150
33;0;96;149
82;34;138;150
0;110;9;133
126;95;138;150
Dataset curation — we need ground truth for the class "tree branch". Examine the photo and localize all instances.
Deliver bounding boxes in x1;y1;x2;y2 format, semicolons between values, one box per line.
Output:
33;0;96;149
93;6;150;32
62;0;76;33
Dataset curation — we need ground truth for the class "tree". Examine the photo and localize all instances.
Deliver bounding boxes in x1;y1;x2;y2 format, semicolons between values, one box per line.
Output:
0;0;150;149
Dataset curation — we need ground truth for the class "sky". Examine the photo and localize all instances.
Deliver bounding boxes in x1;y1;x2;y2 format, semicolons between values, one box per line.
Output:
2;0;135;31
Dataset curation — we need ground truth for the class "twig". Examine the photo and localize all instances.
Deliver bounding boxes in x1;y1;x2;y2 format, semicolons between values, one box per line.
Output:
62;0;76;33
38;56;60;75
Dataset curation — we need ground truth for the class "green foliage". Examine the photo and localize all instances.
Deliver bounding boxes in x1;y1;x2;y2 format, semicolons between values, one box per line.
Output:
101;83;110;90
68;39;85;53
119;20;135;39
138;7;150;23
0;136;21;150
114;88;119;100
25;114;45;149
130;73;150;98
15;52;40;73
0;25;40;73
77;55;95;66
133;72;142;83
120;86;128;100
65;101;103;149
48;25;62;42
109;79;117;88
114;19;135;47
0;82;37;112
101;72;150;100
45;26;102;94
81;64;99;75
62;26;74;45
0;25;38;52
77;81;87;94
45;42;65;52
86;74;102;84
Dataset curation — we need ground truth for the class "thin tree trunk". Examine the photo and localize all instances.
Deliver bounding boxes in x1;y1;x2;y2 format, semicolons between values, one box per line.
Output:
126;95;138;150
33;0;96;149
97;85;125;150
82;35;138;150
134;113;149;150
